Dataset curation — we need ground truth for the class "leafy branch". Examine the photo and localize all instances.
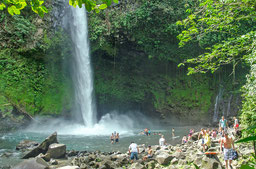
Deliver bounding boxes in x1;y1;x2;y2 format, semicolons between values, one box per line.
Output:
0;0;119;17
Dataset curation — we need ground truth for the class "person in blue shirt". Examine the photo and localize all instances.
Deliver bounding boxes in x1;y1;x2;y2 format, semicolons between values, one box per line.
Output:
219;116;228;132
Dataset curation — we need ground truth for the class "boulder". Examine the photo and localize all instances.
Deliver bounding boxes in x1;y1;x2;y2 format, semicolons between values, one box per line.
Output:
23;132;58;159
80;163;88;169
46;143;66;159
128;162;146;169
0;152;12;158
67;150;79;157
37;153;50;161
172;151;185;159
13;157;49;169
208;147;218;152
116;154;129;165
192;132;199;141
151;145;160;151
178;159;187;165
193;156;203;166
171;157;179;165
145;161;156;169
16;140;39;151
155;152;173;165
99;159;118;169
50;158;58;165
200;156;222;169
56;166;79;169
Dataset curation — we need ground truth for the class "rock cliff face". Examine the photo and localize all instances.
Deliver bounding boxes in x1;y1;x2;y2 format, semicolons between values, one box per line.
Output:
91;45;245;124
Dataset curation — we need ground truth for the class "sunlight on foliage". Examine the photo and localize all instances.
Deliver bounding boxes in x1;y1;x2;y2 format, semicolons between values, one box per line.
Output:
0;0;119;17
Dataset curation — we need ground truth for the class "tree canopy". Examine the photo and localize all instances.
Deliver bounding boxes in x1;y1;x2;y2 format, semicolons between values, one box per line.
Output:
0;0;119;17
177;0;256;133
177;0;256;75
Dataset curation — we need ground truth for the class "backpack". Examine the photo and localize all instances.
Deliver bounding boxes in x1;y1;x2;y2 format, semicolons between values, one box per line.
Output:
232;150;238;160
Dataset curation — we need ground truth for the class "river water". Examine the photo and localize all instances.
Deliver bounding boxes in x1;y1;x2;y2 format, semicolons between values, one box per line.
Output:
0;125;200;167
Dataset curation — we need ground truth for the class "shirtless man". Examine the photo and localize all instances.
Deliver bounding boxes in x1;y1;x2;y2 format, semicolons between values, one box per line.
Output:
143;145;153;161
220;132;235;169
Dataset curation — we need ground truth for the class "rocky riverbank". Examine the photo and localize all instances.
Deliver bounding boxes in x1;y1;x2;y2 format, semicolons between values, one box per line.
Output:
6;131;255;169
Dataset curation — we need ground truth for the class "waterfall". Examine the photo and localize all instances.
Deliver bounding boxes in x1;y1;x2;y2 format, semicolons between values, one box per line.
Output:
226;94;232;117
213;87;223;122
70;6;97;127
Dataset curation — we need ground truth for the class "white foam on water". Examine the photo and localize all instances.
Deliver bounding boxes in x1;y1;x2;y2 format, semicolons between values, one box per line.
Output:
24;111;153;137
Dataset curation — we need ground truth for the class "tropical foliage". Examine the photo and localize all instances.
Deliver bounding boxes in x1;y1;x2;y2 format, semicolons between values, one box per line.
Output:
177;0;256;75
0;0;119;17
177;0;256;132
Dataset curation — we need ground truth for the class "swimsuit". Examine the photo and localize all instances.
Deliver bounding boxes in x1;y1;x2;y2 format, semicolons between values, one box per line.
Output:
224;148;233;160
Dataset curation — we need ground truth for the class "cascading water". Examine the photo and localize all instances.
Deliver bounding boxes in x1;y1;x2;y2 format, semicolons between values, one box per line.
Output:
70;6;96;127
213;87;223;122
226;94;232;117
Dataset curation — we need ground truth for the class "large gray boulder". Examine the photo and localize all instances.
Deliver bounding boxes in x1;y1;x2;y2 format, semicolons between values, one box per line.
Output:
155;152;173;165
191;132;199;141
56;166;79;169
23;132;58;159
46;143;66;159
12;157;49;169
172;151;185;159
200;156;222;169
16;140;39;151
128;162;146;169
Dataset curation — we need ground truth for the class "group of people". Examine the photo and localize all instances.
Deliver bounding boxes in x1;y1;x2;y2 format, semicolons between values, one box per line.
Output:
110;132;119;144
182;128;195;144
139;128;152;136
197;116;239;169
127;116;239;169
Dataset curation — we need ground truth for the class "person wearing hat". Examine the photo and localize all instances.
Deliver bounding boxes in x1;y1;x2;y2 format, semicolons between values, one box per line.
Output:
143;145;153;161
220;132;235;169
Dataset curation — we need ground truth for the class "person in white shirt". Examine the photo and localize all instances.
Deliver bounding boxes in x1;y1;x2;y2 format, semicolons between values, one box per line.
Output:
128;142;139;163
159;135;166;147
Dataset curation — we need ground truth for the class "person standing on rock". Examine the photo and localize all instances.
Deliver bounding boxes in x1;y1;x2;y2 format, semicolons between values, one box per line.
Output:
159;135;166;147
220;132;235;169
198;128;205;140
128;141;139;163
233;117;239;132
219;116;228;132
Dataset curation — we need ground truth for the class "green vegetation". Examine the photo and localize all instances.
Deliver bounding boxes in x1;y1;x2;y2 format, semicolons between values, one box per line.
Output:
0;0;119;17
89;0;201;62
90;0;247;120
0;10;73;117
176;0;256;129
0;0;254;126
